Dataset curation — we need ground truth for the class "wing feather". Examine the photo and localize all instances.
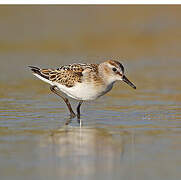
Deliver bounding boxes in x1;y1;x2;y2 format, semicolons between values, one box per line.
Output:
29;63;99;88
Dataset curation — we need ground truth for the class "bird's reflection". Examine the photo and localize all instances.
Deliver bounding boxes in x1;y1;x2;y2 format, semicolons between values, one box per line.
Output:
39;126;129;177
50;126;124;156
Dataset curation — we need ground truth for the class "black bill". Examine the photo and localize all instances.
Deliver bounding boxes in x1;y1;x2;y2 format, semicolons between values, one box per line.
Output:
122;75;136;89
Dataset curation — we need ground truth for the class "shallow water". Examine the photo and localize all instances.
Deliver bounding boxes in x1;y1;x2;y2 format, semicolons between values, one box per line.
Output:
0;5;181;180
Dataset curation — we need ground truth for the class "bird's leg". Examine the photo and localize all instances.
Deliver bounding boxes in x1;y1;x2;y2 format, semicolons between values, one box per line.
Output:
65;118;72;126
50;85;76;119
76;101;83;124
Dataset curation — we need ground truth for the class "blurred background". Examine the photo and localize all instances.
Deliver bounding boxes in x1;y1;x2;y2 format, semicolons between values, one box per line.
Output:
0;5;181;80
0;5;181;180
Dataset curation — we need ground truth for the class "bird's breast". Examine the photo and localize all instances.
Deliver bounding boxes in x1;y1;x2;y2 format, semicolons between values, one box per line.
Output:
55;81;113;101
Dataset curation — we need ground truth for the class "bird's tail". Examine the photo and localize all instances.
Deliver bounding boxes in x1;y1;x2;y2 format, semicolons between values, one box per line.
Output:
28;65;53;85
28;66;41;74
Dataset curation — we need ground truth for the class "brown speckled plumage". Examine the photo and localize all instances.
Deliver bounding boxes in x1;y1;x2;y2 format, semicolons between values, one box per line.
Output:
29;60;136;121
37;63;99;88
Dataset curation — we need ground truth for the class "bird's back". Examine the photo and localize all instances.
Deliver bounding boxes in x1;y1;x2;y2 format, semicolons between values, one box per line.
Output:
29;63;99;88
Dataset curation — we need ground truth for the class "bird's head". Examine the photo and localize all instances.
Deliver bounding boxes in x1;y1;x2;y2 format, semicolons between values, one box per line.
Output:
99;60;136;89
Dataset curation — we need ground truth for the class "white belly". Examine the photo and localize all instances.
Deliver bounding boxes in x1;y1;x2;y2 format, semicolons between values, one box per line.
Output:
55;82;113;101
33;73;113;101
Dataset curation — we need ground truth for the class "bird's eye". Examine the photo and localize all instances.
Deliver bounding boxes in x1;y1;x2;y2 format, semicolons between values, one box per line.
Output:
112;67;117;72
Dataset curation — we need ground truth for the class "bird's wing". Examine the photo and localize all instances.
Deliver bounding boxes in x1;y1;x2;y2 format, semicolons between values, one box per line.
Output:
40;63;99;87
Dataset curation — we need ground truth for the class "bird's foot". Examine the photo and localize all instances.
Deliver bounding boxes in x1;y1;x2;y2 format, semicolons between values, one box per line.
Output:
77;118;82;127
64;112;76;125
